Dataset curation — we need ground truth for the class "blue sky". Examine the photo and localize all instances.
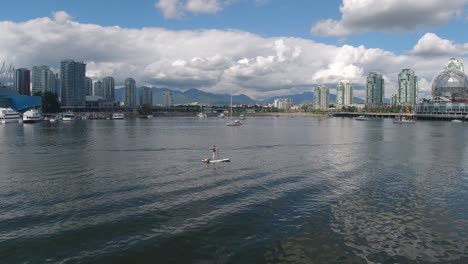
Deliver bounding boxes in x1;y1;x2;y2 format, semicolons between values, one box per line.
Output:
1;0;467;98
3;0;466;54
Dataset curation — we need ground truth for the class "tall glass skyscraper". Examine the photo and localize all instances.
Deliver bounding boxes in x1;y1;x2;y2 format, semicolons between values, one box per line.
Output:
336;80;353;106
94;81;104;97
102;76;115;100
139;86;153;106
15;68;30;96
314;85;329;110
398;69;418;106
366;72;384;105
32;65;58;95
60;60;86;107
124;78;136;107
85;77;93;96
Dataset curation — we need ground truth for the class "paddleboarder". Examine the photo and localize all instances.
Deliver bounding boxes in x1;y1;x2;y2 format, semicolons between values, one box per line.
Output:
212;145;217;160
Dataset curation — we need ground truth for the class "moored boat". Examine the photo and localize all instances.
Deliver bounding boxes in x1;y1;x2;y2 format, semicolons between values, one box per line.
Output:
62;112;76;121
355;115;370;121
22;109;43;123
0;108;21;124
112;113;125;120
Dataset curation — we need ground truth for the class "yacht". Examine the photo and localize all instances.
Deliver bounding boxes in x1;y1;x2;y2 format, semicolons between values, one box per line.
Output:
451;119;463;123
239;114;245;120
0;108;21;124
62;112;76;121
226;119;242;126
112;113;125;120
197;105;207;118
393;116;415;124
22;109;43;123
355;115;370;121
219;113;225;118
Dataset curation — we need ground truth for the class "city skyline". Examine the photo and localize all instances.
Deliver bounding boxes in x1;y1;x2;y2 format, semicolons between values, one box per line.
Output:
1;1;467;100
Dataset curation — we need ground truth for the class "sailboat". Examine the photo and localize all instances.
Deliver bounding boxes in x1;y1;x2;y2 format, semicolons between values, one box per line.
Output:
197;104;207;118
226;95;242;126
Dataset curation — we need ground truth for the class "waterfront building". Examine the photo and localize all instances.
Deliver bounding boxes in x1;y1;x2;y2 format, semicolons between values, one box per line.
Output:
32;65;58;95
15;68;30;96
314;85;329;110
139;86;153;106
60;60;86;108
417;58;468;119
336;80;352;106
446;58;464;72
124;78;136;107
163;90;173;107
85;77;93;96
94;81;104;97
273;98;293;110
102;76;115;100
398;69;418;106
366;72;384;105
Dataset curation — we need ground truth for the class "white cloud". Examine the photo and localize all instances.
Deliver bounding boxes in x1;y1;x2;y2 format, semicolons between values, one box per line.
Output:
1;12;467;100
312;0;468;36
52;11;73;24
411;33;468;56
155;0;226;18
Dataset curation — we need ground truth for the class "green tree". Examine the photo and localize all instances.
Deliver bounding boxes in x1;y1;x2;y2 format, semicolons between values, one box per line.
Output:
140;104;153;115
42;92;60;113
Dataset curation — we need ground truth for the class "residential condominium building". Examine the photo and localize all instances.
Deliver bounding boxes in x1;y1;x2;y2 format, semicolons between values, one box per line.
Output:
163;90;173;107
314;85;329;110
94;81;104;97
60;60;86;107
273;98;293;110
139;86;153;106
336;80;353;106
398;69;418;106
85;77;93;96
124;78;136;107
32;65;59;95
366;72;384;105
102;76;115;100
15;68;30;96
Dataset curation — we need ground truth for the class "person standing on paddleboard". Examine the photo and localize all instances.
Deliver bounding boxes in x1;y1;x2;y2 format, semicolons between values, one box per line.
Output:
212;145;217;160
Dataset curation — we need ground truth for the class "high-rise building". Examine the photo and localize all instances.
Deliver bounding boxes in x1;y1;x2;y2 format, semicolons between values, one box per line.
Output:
94;81;104;97
314;85;329;110
366;72;384;105
102;76;115;100
32;65;58;95
398;69;418;106
446;58;464;72
124;78;136;107
139;86;153;106
336;80;353;106
60;60;86;107
15;68;30;95
273;98;293;110
85;77;93;96
163;90;173;107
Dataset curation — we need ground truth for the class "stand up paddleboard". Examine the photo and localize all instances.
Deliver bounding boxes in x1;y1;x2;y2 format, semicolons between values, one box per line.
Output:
202;158;231;163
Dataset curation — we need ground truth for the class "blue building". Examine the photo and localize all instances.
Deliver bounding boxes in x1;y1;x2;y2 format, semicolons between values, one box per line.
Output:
0;87;42;112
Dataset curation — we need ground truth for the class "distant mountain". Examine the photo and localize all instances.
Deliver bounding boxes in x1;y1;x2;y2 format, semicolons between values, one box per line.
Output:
115;88;256;105
115;88;366;106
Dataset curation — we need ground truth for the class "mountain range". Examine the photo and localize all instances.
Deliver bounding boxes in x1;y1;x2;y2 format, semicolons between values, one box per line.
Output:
114;88;366;106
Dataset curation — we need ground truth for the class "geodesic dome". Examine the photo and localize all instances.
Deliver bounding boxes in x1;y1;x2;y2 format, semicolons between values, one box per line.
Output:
432;69;468;100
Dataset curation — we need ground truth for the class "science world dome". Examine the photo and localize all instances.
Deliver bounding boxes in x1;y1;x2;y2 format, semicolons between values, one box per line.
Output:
432;58;468;101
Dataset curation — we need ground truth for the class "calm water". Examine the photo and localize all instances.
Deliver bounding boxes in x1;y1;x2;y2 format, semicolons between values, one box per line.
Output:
0;117;467;263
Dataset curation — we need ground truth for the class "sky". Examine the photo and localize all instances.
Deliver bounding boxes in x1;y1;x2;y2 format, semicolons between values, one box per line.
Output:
1;0;468;99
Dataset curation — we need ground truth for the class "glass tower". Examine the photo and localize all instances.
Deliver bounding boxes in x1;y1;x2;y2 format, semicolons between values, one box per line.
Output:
366;72;384;105
398;69;418;105
60;60;86;107
124;78;136;107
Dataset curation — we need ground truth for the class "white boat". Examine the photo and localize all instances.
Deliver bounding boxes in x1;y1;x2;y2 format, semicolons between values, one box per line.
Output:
393;117;415;124
62;112;75;121
354;115;370;121
219;113;225;118
202;158;231;163
226;95;242;126
22;109;43;123
239;114;245;120
146;115;153;119
197;112;207;118
112;113;125;120
451;119;463;123
0;108;21;124
197;105;207;118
